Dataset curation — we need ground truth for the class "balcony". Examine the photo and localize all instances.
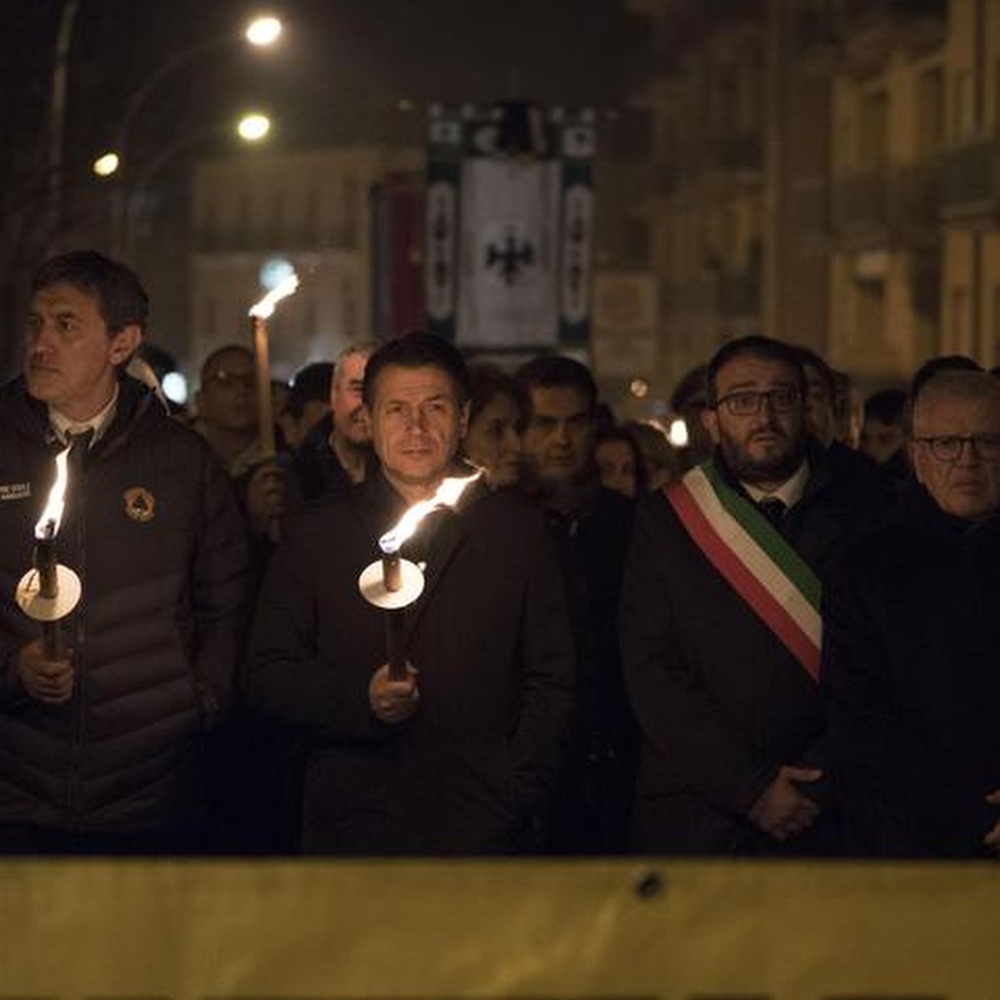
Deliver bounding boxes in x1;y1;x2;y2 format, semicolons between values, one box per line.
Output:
940;140;1000;220
832;163;939;243
836;0;947;76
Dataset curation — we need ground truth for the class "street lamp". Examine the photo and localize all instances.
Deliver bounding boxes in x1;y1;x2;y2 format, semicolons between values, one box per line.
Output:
246;16;283;47
237;113;272;142
95;14;283;178
92;152;120;178
88;14;282;253
107;111;274;263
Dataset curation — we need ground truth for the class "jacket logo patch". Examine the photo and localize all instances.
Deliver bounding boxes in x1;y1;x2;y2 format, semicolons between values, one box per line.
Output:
0;482;31;501
123;486;155;523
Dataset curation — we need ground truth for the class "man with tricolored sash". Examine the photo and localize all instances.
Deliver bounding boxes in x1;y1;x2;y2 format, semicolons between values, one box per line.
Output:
620;335;893;855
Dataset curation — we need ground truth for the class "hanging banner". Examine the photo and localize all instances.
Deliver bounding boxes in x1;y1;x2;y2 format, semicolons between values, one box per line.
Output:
426;103;595;351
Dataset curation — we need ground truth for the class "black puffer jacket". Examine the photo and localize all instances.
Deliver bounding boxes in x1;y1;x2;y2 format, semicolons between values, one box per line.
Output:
0;374;251;833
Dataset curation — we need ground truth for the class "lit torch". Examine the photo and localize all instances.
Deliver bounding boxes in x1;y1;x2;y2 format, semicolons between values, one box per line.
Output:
358;471;482;680
16;446;83;659
248;272;299;540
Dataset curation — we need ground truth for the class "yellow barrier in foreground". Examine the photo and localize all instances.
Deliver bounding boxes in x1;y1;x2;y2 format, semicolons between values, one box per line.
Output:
0;860;996;1000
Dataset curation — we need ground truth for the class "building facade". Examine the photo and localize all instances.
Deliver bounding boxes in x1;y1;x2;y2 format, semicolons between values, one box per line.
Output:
628;0;1000;407
190;145;421;379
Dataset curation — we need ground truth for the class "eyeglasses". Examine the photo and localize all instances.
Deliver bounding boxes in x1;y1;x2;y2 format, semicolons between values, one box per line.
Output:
914;434;1000;462
713;387;801;417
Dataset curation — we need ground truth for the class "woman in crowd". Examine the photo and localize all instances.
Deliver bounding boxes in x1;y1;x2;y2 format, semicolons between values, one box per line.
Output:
462;364;527;488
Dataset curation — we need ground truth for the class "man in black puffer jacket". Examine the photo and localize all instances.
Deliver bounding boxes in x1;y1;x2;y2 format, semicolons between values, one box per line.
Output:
0;251;251;853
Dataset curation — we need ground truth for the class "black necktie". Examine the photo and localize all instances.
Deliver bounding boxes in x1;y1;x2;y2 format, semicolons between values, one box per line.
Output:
757;496;786;532
66;429;94;472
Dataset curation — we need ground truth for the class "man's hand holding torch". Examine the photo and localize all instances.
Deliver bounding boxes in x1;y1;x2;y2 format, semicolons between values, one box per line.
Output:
15;443;82;705
16;640;74;705
357;471;482;719
368;663;420;724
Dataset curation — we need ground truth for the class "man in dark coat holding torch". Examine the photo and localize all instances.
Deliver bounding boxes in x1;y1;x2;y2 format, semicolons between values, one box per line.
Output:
245;331;576;854
0;251;251;853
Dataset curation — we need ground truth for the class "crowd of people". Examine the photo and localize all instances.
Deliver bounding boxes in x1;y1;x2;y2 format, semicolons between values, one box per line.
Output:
1;248;998;859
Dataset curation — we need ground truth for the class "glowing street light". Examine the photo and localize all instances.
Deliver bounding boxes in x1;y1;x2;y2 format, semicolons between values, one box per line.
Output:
114;111;276;261
245;15;282;47
237;113;271;142
110;13;285;174
92;152;120;177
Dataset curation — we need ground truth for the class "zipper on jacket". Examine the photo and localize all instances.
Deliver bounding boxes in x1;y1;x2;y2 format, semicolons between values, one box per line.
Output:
65;454;87;827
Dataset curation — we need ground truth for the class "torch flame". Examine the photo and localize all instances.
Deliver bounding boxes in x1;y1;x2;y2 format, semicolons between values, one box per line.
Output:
379;471;483;555
34;446;71;540
248;273;300;319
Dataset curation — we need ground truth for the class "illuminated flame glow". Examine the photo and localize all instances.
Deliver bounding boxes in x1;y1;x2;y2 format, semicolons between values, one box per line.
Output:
379;471;483;554
248;273;300;319
35;446;71;540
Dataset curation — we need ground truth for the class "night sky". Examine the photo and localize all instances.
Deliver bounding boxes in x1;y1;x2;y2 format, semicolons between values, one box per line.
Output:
2;0;636;170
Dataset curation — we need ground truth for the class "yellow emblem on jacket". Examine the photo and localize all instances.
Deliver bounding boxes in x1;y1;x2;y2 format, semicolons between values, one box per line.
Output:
123;486;155;523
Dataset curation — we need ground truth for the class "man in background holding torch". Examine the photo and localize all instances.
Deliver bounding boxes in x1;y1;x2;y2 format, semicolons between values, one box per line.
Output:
0;251;251;854
245;332;576;854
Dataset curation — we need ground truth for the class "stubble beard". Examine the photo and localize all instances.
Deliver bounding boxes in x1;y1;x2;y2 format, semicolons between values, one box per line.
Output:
720;427;806;486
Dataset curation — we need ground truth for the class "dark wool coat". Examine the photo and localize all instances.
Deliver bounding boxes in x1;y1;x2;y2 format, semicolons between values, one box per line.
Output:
620;441;894;855
244;470;576;855
0;375;251;833
822;482;1000;858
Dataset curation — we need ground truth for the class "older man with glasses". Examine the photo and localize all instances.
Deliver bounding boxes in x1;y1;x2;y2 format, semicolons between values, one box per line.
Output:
823;368;1000;858
620;335;893;856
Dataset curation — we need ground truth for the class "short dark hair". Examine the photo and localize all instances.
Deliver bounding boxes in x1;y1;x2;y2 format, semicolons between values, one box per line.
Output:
515;354;598;413
670;364;708;413
362;330;470;407
863;388;907;426
467;363;528;431
287;362;334;419
705;335;806;406
199;344;253;384
794;345;837;401
32;250;149;334
596;423;649;493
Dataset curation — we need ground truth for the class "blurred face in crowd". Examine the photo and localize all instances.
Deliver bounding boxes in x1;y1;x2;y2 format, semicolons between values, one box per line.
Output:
803;361;837;447
25;281;139;422
860;417;905;466
197;347;257;431
910;381;1000;521
596;437;638;498
331;350;370;447
522;384;594;487
464;391;522;488
676;395;713;463
703;353;808;490
367;363;469;502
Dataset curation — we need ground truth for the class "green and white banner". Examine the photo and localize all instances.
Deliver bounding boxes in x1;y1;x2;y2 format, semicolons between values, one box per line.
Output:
426;103;595;350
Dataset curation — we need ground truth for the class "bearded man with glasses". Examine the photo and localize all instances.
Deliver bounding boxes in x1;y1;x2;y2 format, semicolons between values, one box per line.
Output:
621;335;893;855
824;369;1000;857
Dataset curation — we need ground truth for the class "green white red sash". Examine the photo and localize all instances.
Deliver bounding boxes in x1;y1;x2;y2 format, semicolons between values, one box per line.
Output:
667;463;822;682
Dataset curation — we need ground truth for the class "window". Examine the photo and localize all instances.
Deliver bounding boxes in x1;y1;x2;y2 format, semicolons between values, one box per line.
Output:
858;89;888;169
917;68;945;157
